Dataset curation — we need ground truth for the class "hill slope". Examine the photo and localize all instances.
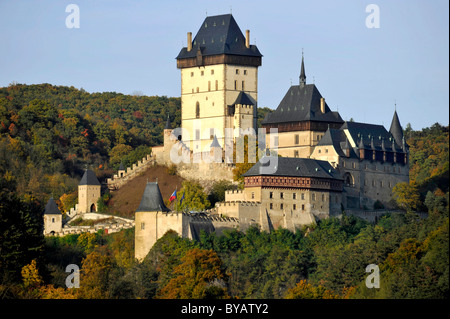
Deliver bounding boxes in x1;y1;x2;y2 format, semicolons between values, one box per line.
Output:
107;164;184;219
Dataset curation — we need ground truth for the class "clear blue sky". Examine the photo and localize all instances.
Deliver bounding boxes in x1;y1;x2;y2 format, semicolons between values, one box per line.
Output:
0;0;448;130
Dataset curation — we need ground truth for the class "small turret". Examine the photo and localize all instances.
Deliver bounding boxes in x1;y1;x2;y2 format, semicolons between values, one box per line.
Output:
164;114;172;130
358;136;365;159
43;197;62;235
210;135;222;163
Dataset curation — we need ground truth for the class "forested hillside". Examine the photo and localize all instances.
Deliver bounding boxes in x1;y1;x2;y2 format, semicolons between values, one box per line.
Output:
0;83;180;205
392;123;449;213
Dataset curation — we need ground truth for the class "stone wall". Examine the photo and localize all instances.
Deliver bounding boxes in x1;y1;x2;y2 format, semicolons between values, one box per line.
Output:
135;210;239;261
45;213;135;237
107;154;155;190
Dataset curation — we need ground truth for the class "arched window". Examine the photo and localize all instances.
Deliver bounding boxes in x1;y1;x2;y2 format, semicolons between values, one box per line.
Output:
343;172;354;187
196;102;200;118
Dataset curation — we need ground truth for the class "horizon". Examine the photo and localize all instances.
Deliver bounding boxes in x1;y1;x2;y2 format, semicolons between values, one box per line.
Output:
0;0;448;131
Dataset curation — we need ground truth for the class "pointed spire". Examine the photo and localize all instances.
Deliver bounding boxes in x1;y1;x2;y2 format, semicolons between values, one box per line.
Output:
343;137;351;157
299;50;306;88
370;137;375;150
164;114;172;130
343;136;350;149
358;135;364;149
210;135;221;148
389;110;404;145
391;137;397;152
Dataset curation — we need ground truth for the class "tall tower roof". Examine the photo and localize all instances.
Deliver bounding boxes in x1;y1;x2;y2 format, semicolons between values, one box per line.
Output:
389;110;404;145
79;169;100;186
261;84;343;125
176;14;262;67
136;182;170;212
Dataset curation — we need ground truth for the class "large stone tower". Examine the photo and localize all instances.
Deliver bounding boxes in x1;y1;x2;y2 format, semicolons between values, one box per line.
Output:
134;181;171;261
78;169;101;213
176;14;262;156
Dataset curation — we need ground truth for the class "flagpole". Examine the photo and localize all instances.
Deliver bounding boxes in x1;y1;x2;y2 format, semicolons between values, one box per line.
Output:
175;186;177;212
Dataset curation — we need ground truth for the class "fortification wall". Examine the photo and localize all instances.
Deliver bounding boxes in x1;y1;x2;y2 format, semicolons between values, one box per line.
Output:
107;154;155;190
46;215;135;237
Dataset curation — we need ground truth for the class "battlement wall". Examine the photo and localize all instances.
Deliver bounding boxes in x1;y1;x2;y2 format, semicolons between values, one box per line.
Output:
107;154;155;190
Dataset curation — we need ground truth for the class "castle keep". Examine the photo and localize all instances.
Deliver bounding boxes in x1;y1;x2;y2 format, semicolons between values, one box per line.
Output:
176;14;261;153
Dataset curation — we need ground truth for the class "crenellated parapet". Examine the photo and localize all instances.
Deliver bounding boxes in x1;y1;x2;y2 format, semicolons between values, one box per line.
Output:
107;154;155;190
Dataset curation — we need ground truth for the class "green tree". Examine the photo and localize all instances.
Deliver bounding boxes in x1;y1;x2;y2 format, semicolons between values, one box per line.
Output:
0;190;45;284
207;180;237;207
392;181;421;212
175;180;210;211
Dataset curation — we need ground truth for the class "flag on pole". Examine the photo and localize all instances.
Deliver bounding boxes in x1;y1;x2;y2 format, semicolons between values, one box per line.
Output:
169;189;177;203
179;192;185;206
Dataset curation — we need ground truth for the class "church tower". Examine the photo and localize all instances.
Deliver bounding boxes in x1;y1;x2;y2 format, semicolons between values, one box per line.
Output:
176;14;262;156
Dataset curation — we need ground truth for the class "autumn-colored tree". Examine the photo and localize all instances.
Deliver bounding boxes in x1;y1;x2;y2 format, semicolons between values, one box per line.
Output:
78;248;115;299
21;259;43;289
59;192;78;213
38;285;77;299
392;181;421;212
284;279;339;299
232;135;260;186
156;248;230;299
77;232;99;254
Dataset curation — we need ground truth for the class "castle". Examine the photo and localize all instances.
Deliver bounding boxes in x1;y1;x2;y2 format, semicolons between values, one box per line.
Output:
134;13;410;261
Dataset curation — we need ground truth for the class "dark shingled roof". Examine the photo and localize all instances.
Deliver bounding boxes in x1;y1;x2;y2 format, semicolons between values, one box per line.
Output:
342;121;402;151
317;127;359;158
243;156;342;180
136;182;170;213
176;14;262;60
118;162;125;171
317;128;347;157
389;110;404;145
230;91;254;106
79;169;100;186
261;84;343;125
44;197;61;215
